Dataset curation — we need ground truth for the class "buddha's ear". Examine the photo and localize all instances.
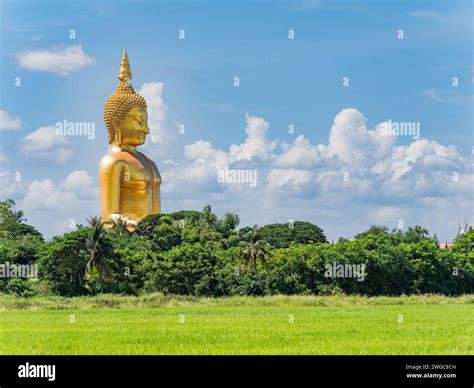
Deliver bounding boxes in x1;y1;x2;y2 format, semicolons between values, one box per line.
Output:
113;118;122;145
113;117;121;130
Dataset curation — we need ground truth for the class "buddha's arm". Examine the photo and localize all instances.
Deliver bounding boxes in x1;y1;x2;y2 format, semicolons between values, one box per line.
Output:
153;182;161;214
149;159;161;214
99;156;123;221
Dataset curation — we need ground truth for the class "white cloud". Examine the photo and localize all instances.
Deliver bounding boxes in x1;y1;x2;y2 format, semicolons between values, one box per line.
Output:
22;179;77;211
184;140;229;168
274;135;323;169
61;170;97;198
0;110;22;131
21;126;68;151
229;114;277;162
0;170;98;236
16;45;95;76
368;206;408;224
0;171;27;198
139;82;168;144
20;126;73;164
22;170;97;211
266;168;313;191
325;108;396;170
372;139;461;181
161;108;471;242
163;140;229;192
164;114;277;191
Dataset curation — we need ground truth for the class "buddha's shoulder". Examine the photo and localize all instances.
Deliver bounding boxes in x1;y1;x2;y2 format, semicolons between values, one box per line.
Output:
99;151;129;169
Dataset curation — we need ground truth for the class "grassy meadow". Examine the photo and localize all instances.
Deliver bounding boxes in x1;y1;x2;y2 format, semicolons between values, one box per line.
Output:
0;294;472;355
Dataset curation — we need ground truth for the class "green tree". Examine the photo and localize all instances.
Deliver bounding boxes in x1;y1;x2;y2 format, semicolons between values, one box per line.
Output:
452;228;474;254
110;216;131;237
168;210;202;225
217;212;240;237
0;234;43;265
259;221;326;248
239;227;271;295
200;205;218;228
355;225;390;239
83;217;119;293
0;200;43;294
147;243;218;295
403;226;431;244
150;216;182;252
38;228;90;296
0;199;42;238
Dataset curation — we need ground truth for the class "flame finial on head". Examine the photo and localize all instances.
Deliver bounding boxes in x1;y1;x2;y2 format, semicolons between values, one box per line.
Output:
118;49;132;84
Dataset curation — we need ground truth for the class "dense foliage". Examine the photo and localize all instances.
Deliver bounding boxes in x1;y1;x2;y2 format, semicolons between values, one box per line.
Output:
0;200;472;297
259;221;326;247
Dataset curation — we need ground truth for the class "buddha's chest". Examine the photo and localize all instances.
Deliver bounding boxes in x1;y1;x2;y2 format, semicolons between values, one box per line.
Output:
120;157;160;191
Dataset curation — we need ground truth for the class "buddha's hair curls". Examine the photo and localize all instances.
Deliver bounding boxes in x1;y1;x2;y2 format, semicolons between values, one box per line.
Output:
104;83;147;144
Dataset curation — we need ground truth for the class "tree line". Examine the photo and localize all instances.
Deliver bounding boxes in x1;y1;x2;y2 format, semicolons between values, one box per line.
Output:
0;200;472;297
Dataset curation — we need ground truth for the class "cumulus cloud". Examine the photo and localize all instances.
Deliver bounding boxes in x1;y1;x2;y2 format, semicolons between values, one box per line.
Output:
166;108;466;195
266;169;313;191
20;126;73;164
372;139;461;181
20;170;98;235
162;108;471;241
22;179;77;211
61;170;97;198
325;108;396;170
0;110;22;131
21;170;97;211
0;171;27;199
274;135;323;169
185;140;229;168
162;140;230;193
16;45;95;76
139;82;168;144
368;206;408;224
0;170;98;236
229;114;277;162
164;114;278;191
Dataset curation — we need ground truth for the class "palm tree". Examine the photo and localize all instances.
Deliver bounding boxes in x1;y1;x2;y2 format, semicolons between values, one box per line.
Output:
239;226;271;296
83;216;118;293
200;205;217;228
110;216;130;237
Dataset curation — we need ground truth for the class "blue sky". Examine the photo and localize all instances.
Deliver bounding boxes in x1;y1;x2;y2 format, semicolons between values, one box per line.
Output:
0;0;473;241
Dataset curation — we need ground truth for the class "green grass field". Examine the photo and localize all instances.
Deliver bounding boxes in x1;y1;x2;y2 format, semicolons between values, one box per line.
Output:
0;294;472;355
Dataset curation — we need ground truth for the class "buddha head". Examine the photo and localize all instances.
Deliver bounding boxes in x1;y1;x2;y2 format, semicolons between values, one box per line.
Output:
104;49;149;147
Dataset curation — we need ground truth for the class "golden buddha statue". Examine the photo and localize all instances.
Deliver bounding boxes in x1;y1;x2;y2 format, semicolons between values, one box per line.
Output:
99;49;161;229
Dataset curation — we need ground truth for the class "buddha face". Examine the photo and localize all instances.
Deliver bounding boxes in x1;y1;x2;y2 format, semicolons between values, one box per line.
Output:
115;106;149;147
